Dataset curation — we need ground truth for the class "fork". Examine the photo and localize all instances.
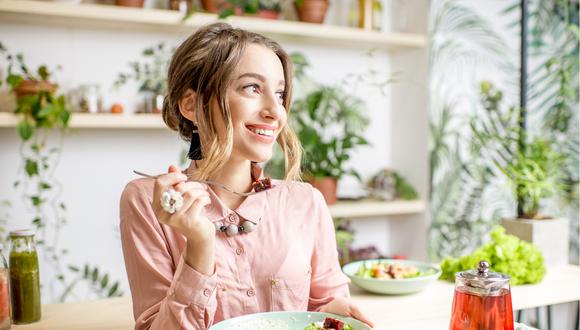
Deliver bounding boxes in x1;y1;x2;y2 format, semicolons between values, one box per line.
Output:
133;170;268;197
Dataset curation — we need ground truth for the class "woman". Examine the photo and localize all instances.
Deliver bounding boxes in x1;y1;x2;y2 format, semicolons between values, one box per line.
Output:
120;22;373;329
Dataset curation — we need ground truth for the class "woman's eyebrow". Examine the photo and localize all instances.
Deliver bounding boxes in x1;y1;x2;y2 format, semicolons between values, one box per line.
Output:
237;72;285;86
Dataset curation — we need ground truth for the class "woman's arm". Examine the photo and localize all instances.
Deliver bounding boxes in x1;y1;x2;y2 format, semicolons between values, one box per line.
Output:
308;187;374;328
120;180;218;330
308;188;351;311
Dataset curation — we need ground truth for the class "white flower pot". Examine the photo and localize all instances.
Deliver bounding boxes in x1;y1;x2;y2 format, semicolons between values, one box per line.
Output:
501;217;569;267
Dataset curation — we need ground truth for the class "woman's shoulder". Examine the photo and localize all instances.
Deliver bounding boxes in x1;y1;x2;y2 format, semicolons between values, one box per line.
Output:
271;179;325;206
120;177;155;205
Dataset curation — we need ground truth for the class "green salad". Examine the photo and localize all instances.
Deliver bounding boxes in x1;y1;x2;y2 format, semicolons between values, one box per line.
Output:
356;261;436;280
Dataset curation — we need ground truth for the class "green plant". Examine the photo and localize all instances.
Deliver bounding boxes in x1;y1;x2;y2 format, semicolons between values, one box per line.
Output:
61;264;122;301
218;0;282;18
427;0;516;260
114;43;173;94
0;43;121;303
393;172;419;200
429;0;578;262
498;138;566;219
290;54;370;181
293;85;369;180
440;226;545;285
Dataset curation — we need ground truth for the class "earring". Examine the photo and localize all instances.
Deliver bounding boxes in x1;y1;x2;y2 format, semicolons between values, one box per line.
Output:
188;124;202;160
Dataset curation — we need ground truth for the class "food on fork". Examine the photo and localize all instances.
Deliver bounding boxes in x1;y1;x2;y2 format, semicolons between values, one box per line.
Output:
252;177;272;192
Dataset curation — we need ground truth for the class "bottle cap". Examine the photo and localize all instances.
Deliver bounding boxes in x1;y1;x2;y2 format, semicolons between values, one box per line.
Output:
9;229;35;237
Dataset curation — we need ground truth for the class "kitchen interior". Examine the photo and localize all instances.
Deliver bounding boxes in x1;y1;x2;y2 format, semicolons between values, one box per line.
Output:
0;0;578;329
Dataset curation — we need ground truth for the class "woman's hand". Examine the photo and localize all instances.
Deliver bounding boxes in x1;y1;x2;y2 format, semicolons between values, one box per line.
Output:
151;165;215;274
320;297;375;329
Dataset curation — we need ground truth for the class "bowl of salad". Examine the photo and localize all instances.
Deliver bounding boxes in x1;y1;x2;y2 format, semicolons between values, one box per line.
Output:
209;312;371;330
342;259;442;295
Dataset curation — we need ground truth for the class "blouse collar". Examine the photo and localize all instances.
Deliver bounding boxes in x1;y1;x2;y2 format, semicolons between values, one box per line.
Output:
186;161;269;224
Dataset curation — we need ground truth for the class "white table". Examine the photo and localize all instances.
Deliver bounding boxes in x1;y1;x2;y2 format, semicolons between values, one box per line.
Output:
13;265;580;330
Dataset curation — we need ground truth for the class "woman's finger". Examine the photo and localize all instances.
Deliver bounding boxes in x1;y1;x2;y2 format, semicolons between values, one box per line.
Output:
349;304;374;328
175;189;209;216
153;171;187;202
186;195;212;219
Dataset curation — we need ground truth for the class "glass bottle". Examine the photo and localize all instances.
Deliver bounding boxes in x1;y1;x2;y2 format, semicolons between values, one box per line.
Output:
9;230;41;324
0;248;10;330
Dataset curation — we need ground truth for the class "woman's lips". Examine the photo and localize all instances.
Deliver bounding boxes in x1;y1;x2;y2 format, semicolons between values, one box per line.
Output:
246;125;276;143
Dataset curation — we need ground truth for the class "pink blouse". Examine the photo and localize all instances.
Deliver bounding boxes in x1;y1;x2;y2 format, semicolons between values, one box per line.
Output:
119;164;350;330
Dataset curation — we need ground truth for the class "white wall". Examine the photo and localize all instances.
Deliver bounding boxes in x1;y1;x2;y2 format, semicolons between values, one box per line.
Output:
0;0;429;303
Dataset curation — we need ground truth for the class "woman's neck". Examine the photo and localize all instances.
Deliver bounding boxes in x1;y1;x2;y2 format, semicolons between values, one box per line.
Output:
196;158;253;210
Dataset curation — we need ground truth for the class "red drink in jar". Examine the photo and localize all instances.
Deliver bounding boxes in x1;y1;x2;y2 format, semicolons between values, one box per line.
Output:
0;252;10;330
450;287;513;330
449;260;514;330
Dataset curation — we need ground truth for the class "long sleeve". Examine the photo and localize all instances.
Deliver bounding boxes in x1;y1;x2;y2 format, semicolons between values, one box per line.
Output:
308;188;351;311
119;180;218;330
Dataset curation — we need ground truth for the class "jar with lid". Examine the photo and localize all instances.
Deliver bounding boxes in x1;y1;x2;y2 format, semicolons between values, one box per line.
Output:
449;260;514;330
0;247;10;330
9;230;41;324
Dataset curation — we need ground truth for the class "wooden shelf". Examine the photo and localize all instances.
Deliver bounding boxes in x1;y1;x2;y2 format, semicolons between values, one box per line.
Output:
329;199;425;218
0;0;427;51
0;112;167;129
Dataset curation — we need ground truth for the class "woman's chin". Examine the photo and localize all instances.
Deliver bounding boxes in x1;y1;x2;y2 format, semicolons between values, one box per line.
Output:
250;152;272;164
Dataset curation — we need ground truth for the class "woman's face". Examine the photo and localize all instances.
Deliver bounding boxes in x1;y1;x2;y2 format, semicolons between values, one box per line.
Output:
223;44;287;163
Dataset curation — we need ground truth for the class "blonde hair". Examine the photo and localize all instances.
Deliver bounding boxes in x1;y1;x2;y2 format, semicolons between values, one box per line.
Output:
162;23;301;181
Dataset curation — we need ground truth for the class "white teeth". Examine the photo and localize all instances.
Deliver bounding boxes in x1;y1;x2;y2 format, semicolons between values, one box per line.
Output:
249;127;274;137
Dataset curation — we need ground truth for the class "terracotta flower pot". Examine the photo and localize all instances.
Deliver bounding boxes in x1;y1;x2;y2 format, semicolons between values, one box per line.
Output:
295;0;329;24
309;177;337;205
115;0;144;7
256;10;280;20
14;80;57;100
200;0;226;13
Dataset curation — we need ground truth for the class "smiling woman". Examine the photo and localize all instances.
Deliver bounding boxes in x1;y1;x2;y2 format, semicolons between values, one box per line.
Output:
119;22;373;330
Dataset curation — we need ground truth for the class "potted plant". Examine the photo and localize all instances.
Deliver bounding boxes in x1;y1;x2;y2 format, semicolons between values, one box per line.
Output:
499;137;570;266
218;0;282;19
0;43;69;131
114;43;173;113
294;0;330;24
292;84;369;204
115;0;144;8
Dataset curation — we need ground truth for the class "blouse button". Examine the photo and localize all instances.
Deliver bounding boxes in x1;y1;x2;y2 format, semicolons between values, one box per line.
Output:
228;213;238;223
235;247;243;255
271;279;279;287
246;289;255;297
203;288;211;297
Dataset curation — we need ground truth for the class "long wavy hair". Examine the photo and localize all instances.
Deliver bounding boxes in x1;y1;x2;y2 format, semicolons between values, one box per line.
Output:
162;22;301;181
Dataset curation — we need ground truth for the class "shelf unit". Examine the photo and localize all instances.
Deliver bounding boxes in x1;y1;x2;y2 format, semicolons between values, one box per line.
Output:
0;1;428;219
329;199;425;218
0;0;426;50
0;112;167;129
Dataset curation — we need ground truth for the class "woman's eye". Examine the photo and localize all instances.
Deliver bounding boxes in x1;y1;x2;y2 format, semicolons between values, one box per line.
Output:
275;91;285;103
243;84;261;94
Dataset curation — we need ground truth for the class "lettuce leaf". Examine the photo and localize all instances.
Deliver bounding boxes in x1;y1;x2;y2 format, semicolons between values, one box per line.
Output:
440;226;546;285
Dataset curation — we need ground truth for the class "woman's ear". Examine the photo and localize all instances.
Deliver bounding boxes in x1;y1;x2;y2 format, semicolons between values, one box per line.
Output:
179;88;197;123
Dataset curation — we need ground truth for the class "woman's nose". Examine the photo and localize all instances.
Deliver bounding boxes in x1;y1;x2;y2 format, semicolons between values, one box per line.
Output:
260;92;282;119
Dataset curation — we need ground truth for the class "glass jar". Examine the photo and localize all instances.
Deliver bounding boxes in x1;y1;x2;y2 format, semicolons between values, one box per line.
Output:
9;230;41;324
0;248;10;330
449;260;514;330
